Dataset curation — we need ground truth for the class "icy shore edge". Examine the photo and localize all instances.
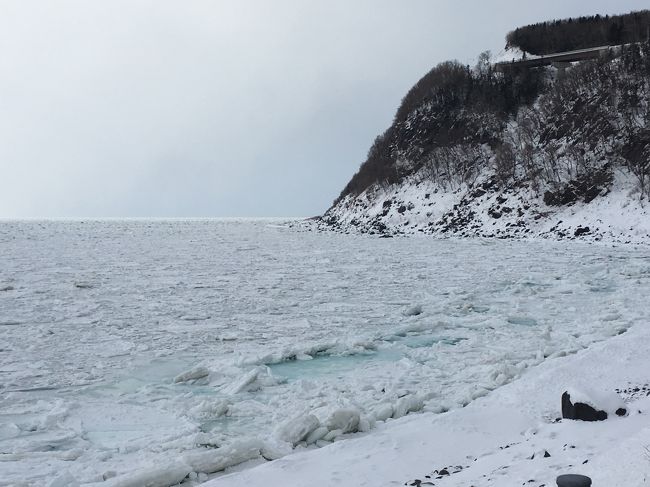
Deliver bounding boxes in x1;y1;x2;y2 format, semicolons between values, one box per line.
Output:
205;319;650;487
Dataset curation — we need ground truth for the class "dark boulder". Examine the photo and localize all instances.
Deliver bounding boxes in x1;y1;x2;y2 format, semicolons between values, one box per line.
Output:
556;473;592;486
574;226;591;237
561;391;607;421
488;207;502;219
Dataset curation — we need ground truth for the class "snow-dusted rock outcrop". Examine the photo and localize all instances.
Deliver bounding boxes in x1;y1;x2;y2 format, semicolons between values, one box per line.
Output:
318;171;650;243
561;388;627;421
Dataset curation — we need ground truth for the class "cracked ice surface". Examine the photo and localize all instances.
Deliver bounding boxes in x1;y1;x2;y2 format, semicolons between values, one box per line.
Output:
1;220;649;485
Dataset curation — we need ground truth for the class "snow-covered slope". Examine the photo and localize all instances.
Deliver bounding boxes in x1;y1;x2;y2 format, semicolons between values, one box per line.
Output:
319;170;650;244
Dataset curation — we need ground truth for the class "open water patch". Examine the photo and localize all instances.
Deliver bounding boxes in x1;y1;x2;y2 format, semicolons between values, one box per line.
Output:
267;349;401;381
84;356;198;397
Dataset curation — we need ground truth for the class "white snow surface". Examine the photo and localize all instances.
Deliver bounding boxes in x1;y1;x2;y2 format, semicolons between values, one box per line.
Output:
493;46;537;63
1;220;650;486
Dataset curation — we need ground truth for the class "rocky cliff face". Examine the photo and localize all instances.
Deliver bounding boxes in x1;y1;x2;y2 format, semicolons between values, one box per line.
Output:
318;16;650;243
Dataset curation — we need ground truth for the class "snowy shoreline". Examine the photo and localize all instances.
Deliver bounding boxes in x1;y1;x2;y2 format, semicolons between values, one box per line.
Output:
314;171;650;246
207;314;650;487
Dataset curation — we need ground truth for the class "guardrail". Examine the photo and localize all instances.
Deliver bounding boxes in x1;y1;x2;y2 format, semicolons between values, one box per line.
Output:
495;45;617;71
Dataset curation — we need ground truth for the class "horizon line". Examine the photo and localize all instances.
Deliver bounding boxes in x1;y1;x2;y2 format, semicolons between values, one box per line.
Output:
0;216;316;222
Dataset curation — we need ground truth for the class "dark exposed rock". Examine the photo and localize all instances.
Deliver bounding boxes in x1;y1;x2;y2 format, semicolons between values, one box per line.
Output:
488;208;502;219
543;167;612;207
561;391;607;421
574;226;590;237
616;383;650;401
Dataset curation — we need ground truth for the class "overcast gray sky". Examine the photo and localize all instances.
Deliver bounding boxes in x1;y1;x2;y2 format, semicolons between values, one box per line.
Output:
1;0;648;217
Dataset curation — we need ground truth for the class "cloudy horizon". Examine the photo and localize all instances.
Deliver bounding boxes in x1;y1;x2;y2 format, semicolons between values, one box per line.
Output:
1;0;648;218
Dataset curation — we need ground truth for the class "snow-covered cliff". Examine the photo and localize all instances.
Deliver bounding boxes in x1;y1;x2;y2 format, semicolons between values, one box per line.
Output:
319;34;650;243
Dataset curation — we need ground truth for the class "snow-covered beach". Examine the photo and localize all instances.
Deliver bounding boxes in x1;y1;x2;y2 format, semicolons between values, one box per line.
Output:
1;219;649;486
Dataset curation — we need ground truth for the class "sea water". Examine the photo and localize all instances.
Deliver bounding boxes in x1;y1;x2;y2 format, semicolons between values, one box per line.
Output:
1;219;649;485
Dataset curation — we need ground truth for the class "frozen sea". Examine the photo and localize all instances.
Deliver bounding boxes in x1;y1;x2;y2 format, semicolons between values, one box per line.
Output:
1;219;649;486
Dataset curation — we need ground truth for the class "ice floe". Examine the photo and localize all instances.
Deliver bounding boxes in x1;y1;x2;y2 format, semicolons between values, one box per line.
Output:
2;220;650;485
